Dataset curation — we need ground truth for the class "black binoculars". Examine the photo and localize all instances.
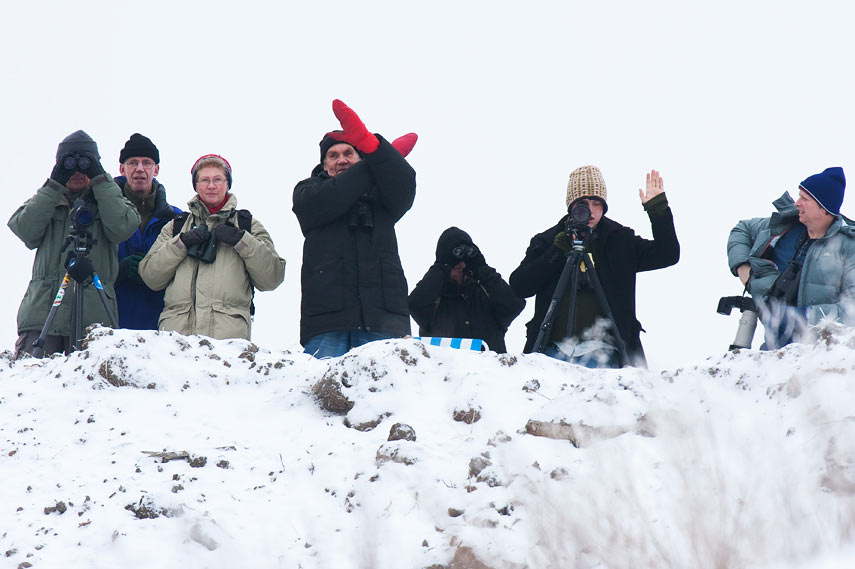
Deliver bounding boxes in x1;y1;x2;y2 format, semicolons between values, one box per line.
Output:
62;154;92;172
347;196;374;230
452;244;479;260
186;224;218;264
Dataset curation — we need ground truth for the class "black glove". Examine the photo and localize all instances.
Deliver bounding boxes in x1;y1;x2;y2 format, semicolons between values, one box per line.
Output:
180;226;208;248
214;224;245;247
79;152;105;179
66;255;94;283
117;254;143;285
50;155;75;185
466;249;486;270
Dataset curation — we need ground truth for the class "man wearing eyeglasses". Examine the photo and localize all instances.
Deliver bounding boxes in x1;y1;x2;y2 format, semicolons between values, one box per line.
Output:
114;133;182;329
293;100;417;358
408;227;525;354
8;130;139;357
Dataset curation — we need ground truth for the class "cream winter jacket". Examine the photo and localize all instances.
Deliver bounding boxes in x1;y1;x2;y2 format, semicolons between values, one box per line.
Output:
139;194;285;340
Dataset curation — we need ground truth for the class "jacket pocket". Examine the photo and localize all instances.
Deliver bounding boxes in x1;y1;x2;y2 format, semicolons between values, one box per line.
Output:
302;258;345;316
380;258;409;316
211;303;250;340
158;303;192;334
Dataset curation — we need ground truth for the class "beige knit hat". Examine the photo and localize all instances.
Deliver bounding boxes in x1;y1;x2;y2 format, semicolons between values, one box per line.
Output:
566;165;607;211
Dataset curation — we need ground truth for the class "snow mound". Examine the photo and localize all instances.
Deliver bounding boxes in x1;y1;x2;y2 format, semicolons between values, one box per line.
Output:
1;326;854;569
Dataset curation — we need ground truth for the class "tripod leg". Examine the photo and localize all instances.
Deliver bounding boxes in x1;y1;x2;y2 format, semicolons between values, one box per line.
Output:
532;251;583;354
581;256;631;367
92;273;119;328
32;274;72;358
71;280;85;352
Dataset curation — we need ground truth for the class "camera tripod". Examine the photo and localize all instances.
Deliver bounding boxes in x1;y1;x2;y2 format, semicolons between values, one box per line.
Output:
532;226;630;367
32;201;118;358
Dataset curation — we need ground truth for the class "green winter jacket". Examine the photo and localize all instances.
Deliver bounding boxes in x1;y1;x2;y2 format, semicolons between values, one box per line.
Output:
138;194;285;340
8;175;140;335
727;192;855;325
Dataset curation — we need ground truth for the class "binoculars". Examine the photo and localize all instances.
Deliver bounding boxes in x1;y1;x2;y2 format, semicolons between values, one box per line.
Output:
452;244;479;260
186;224;218;264
62;154;92;172
347;195;374;230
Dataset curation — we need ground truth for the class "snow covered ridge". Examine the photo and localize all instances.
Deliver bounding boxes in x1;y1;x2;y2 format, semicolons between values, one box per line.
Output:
1;328;855;569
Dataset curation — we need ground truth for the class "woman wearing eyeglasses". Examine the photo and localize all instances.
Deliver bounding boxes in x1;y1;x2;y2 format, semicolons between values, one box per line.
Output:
139;154;285;341
408;226;525;354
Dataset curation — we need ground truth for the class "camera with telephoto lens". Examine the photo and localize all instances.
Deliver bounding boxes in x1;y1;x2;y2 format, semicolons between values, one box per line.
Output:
717;295;758;350
568;201;592;231
70;199;95;232
347;194;374;230
62;154;92;172
186;224;218;264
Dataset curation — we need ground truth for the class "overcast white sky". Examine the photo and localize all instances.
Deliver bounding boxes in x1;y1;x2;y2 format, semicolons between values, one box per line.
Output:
1;0;853;368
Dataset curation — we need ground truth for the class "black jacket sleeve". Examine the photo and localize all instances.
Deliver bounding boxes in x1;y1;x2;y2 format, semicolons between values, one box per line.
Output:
408;263;449;329
509;221;567;298
474;265;526;330
633;203;680;272
363;135;416;222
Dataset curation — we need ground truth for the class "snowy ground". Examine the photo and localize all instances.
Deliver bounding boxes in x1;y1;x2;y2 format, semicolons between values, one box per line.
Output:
1;326;855;569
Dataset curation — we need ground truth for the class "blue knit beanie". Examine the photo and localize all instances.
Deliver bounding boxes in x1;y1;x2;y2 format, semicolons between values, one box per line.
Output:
799;167;846;215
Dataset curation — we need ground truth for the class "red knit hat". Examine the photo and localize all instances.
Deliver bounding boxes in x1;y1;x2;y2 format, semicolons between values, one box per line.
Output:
191;154;232;187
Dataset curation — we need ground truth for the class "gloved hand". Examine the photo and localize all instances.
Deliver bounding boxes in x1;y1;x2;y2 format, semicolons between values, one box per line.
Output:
214;224;244;246
50;155;75;185
553;230;572;254
180;226;208;248
391;133;418;157
466;248;487;270
327;99;380;154
79;152;105;179
118;254;143;284
66;255;94;283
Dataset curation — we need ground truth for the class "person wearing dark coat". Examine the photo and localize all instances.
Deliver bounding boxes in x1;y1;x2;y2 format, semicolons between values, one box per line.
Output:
113;133;182;330
409;227;525;354
510;166;679;367
293;99;417;358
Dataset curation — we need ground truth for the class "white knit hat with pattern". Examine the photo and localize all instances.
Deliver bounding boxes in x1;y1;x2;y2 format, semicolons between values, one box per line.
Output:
566;165;607;212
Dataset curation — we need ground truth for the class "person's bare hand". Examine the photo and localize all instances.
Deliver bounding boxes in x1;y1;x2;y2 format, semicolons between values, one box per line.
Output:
737;263;751;286
639;169;665;204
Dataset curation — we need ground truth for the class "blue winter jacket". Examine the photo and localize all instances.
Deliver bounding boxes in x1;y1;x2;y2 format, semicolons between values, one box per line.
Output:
115;177;182;330
727;192;855;325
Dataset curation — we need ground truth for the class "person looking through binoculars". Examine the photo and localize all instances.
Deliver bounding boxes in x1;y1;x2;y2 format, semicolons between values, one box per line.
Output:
408;227;525;354
138;154;285;341
510;166;680;367
8;130;140;358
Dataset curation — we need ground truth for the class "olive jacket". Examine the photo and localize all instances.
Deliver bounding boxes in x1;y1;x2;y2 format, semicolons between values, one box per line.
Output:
8;174;140;336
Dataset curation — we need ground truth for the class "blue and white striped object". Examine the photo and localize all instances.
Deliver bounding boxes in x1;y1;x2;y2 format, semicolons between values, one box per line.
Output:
413;337;488;352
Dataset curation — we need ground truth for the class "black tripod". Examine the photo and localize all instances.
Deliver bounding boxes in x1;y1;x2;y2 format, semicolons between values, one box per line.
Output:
531;225;630;367
32;200;118;358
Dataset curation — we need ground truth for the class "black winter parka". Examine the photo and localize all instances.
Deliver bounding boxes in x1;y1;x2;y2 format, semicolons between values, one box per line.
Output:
510;201;679;365
408;227;525;353
293;136;416;345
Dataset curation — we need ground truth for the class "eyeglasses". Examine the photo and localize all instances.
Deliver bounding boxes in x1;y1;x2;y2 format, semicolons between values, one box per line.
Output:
452;244;479;259
124;159;156;169
196;177;227;187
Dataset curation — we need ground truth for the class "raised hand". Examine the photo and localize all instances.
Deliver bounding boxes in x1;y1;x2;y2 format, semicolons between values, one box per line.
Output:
638;169;664;204
391;133;418;157
327;99;380;154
